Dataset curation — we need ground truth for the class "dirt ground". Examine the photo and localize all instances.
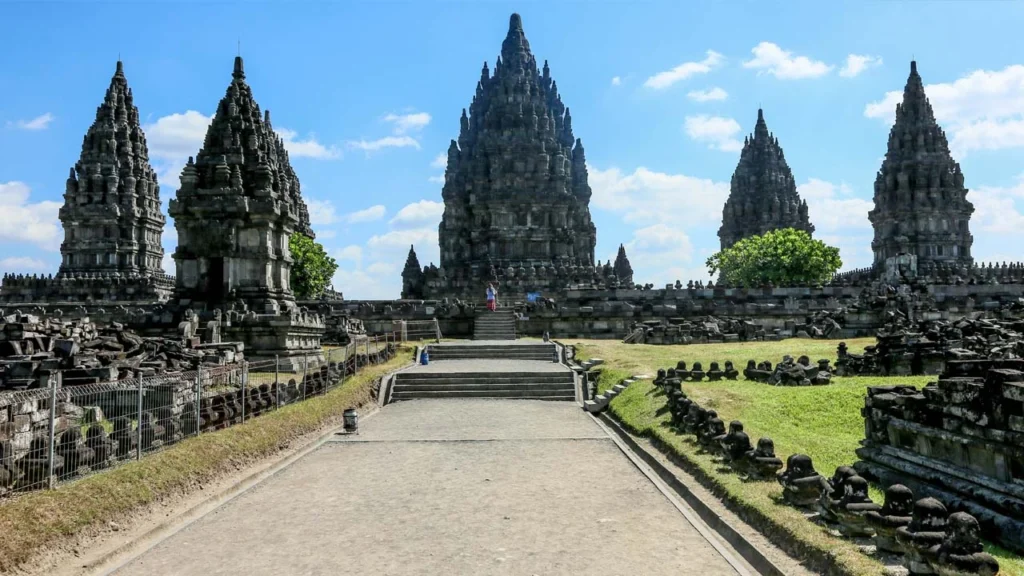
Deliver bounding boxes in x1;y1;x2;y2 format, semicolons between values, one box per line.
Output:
110;399;746;576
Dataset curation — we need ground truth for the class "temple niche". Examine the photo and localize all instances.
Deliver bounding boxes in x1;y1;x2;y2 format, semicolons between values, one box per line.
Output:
422;13;601;298
868;61;974;272
718;109;813;250
169;56;310;314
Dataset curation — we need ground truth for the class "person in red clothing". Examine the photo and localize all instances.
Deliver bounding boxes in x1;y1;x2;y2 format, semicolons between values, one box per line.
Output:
486;283;497;311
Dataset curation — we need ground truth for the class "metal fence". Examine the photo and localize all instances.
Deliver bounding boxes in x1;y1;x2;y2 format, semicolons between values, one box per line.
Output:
0;334;399;498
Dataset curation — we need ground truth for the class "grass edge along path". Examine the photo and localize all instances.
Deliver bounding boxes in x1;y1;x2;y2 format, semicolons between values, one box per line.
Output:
0;349;411;573
576;341;891;576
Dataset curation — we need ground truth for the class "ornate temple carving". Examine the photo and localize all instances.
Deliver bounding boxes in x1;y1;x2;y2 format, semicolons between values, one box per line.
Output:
169;56;309;314
59;61;167;279
426;13;598;297
718;109;813;250
868;61;974;271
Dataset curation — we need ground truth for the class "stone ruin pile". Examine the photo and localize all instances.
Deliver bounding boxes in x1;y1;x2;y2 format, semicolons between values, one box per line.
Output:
0;313;241;390
854;358;1024;553
742;356;833;386
623;316;769;345
774;454;1000;575
835;310;1024;377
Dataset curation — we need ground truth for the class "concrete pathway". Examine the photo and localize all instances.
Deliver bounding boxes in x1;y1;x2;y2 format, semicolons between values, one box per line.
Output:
113;400;745;576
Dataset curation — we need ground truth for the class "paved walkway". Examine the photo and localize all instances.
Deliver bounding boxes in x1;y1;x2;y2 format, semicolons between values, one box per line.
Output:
114;400;744;576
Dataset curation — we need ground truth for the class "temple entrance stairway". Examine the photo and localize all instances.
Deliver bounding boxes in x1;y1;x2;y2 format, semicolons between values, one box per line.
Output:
473;307;516;340
388;341;575;402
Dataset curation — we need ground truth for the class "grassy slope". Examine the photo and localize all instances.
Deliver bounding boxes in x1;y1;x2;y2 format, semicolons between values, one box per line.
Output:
573;338;1022;576
0;350;410;573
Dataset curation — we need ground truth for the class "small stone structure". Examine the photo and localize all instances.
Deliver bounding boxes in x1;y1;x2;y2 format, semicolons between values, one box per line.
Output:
856;359;1024;552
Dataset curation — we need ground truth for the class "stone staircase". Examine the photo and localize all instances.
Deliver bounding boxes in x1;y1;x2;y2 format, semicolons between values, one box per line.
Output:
390;370;575;401
426;343;556;362
473;308;516;340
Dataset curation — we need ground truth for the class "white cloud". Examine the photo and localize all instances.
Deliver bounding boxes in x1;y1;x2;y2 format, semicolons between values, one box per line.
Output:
684;115;743;152
390;200;444;229
144;111;213;190
8;113;55;131
971;176;1024;235
331;267;398;300
621;224;713;287
431;152;447;169
306;199;339;226
865;64;1024;157
367;227;438;254
346;135;421;153
797;179;873;232
644;50;724;90
0;256;49;272
588;164;729;225
0;182;61;250
840;54;882;78
334;245;363;264
383;112;431;134
687;87;728;102
428;175;445;184
345;205;387;224
367;261;396;276
611;76;622;86
743;42;833;79
275;128;341;159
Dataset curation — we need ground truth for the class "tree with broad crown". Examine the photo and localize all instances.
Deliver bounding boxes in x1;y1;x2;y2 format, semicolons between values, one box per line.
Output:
289;233;338;299
705;228;841;288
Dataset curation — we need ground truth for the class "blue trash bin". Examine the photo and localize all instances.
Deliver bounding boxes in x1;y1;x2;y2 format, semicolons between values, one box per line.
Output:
420;348;429;365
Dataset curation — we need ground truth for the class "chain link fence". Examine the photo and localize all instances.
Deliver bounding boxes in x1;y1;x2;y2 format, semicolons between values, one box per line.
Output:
0;334;400;498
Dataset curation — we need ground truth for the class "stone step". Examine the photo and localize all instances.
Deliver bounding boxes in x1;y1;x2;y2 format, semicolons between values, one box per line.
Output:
392;382;575;392
429;344;553;351
395;371;572;381
426;353;554;361
391;389;575;401
395;377;571;387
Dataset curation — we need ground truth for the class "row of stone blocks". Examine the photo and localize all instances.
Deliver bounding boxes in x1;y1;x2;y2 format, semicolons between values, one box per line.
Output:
778;456;1000;575
654;357;833;386
651;361;1001;575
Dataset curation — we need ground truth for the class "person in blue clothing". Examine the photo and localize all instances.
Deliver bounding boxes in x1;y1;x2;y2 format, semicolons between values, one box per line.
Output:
486;283;497;311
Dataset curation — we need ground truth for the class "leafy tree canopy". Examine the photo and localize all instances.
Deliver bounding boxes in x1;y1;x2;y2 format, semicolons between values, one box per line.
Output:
706;228;842;288
289;233;338;300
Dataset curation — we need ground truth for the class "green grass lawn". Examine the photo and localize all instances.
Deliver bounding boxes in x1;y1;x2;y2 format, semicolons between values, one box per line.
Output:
571;337;1023;576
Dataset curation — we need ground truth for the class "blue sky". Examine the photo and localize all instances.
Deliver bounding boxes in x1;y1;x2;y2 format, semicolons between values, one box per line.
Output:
2;1;1023;298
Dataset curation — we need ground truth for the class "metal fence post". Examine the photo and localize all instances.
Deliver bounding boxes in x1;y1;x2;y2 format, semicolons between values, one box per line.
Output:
240;361;247;423
136;374;144;461
275;355;281;409
302;353;308;401
47;372;59;489
195;367;202;436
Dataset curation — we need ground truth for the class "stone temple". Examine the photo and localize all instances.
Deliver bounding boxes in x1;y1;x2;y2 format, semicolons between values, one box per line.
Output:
170;56;313;314
404;13;612;300
718;109;813;250
868;61;974;272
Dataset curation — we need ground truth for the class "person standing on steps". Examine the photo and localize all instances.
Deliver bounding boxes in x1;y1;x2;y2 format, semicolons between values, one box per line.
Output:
486;283;497;312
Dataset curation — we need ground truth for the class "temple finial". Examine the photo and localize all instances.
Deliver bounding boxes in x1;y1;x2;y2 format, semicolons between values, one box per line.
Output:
233;55;245;80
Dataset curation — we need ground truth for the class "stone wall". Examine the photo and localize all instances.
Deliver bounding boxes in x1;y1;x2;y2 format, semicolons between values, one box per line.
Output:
0;273;174;304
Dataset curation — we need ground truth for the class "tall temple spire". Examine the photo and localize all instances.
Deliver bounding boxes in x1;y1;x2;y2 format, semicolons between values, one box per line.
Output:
868;60;974;271
613;244;634;286
717;108;813;250
58;59;166;277
431;12;597;297
401;245;424;299
169;56;308;312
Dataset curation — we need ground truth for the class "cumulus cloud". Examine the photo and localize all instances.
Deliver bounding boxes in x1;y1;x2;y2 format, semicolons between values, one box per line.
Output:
306;199;339;226
8;113;55;131
0;181;61;250
333;245;363;264
840;54;882;78
0;256;50;272
384;112;431;134
687;87;728;102
611;76;622;86
389;200;444;229
144;111;213;190
275;128;341;159
345;205;387;224
864;64;1024;157
588;164;729;225
970;175;1024;235
431;152;447;169
797;178;876;269
644;50;724;90
346;135;421;153
684;115;743;152
743;42;833;79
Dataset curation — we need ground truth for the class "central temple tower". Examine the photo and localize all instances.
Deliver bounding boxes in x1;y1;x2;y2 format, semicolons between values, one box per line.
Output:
435;13;597;291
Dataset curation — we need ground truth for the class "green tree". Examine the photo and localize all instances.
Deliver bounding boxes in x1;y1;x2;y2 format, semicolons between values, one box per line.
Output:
706;228;842;288
289;233;338;299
